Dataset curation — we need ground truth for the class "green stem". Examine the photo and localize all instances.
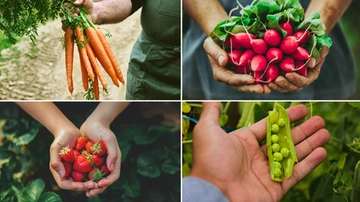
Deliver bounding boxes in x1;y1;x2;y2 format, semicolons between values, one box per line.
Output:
79;11;96;29
187;103;203;108
182;140;193;144
223;102;231;114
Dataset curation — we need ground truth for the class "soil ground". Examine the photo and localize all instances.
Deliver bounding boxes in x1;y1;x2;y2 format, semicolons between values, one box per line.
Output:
0;10;142;100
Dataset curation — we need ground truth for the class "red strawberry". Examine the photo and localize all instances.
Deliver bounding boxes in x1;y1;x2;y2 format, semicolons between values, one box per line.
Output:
71;170;85;182
100;164;110;176
75;136;87;151
73;153;92;173
62;160;72;177
92;155;104;167
59;145;80;162
88;167;104;182
86;140;107;156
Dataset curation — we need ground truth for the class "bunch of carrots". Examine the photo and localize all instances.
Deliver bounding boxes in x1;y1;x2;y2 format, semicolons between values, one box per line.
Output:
63;7;124;100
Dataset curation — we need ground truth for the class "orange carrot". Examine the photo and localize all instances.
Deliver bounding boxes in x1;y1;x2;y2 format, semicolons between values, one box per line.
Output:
96;29;125;85
86;43;108;90
85;27;119;87
75;26;95;82
65;27;74;94
93;77;100;100
79;49;89;91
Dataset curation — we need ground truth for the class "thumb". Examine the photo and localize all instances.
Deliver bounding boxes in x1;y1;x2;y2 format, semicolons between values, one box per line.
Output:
104;141;118;172
198;102;221;127
203;37;228;66
50;161;65;178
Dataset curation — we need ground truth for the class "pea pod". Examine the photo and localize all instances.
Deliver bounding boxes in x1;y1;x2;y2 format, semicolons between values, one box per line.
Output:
267;103;298;182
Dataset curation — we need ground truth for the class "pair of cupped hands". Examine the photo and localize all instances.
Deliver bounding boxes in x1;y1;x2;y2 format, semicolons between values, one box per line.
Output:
203;37;329;94
50;120;121;197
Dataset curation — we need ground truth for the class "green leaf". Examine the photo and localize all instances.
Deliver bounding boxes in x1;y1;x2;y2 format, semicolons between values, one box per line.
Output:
161;157;180;175
118;140;131;162
253;0;280;16
124;177;140;198
266;12;287;36
183;153;192;165
20;178;45;202
13;132;37;146
137;152;161;178
296;12;323;30
38;192;62;202
316;34;333;49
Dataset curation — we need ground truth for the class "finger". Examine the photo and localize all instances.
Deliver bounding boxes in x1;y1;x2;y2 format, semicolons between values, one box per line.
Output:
231;83;267;94
57;180;87;190
306;58;324;82
244;104;308;142
197;102;221;127
86;187;106;197
83;181;98;190
212;65;254;85
50;145;65;178
282;147;327;193
272;76;301;92
291;116;326;145
73;0;84;6
203;37;228;66
98;148;121;187
294;128;330;161
285;72;310;88
307;58;317;68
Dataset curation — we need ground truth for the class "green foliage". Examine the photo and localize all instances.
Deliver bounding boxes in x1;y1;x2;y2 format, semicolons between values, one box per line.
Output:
0;0;62;43
210;0;332;57
182;102;360;202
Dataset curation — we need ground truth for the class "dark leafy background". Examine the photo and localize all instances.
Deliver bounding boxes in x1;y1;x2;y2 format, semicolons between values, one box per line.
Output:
0;102;180;202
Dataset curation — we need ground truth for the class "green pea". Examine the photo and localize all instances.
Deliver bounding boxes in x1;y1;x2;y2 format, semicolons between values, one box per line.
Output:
281;148;290;158
278;118;286;127
273;161;282;169
272;143;280;152
271;135;280;143
273;152;283;161
271;124;280;133
273;168;282;177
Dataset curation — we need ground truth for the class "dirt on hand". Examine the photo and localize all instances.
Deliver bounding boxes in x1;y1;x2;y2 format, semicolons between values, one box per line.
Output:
0;10;142;100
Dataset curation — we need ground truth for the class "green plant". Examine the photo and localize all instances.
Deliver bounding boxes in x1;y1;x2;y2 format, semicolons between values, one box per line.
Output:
182;102;360;202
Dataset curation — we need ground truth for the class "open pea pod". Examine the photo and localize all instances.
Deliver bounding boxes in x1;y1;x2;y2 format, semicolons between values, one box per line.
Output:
267;103;298;182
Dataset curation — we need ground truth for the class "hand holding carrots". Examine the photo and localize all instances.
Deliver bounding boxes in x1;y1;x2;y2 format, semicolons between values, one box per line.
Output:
61;2;125;100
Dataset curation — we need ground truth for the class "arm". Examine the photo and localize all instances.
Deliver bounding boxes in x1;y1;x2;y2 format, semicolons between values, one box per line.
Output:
306;0;353;34
80;102;130;197
183;0;228;36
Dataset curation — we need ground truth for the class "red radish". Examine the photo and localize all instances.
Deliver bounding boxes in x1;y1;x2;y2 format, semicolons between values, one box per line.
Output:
250;55;267;72
265;64;280;82
253;71;264;84
292;46;310;60
235;66;250;74
295;60;307;76
294;30;311;45
251;38;268;54
264;29;282;47
238;49;256;67
280;36;298;54
225;32;255;49
266;48;283;64
280;22;293;36
227;49;242;65
279;56;295;72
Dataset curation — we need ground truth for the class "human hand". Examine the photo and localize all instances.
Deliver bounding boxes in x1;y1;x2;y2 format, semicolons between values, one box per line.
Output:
190;102;330;202
80;120;121;197
268;46;330;93
49;128;92;191
203;37;271;94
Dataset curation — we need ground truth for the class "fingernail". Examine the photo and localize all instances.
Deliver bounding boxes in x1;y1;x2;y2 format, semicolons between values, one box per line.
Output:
218;55;225;66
